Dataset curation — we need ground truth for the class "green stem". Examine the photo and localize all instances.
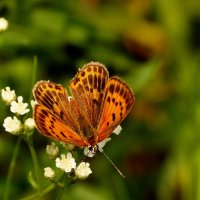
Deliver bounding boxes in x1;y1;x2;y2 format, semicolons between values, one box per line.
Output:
56;174;68;200
3;137;22;200
21;183;56;200
26;138;42;192
21;175;73;200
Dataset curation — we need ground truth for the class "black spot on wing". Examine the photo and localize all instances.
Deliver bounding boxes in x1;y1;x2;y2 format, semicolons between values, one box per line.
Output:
60;131;67;138
87;67;92;72
112;98;115;103
109;84;115;94
81;71;85;77
112;113;116;121
88;74;93;86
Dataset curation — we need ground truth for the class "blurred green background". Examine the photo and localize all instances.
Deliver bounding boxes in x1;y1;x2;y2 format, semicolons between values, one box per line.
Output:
0;0;199;199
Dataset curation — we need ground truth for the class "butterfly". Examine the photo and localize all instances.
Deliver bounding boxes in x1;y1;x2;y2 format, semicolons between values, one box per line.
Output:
33;62;135;153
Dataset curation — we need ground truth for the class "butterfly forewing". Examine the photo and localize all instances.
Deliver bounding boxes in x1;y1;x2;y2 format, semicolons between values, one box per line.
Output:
97;76;135;142
33;81;80;132
33;81;89;146
69;62;109;144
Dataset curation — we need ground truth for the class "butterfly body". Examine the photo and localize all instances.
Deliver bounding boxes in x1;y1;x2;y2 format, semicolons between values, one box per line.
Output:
33;62;135;148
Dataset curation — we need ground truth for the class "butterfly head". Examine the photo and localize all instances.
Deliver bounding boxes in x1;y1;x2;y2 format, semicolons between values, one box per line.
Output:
88;145;98;154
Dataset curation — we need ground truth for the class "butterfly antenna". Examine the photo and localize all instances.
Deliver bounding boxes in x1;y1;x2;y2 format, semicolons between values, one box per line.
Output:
98;147;125;178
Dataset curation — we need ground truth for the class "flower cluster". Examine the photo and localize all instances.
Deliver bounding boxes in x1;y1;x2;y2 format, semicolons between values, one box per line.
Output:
44;144;92;180
43;125;123;181
1;87;36;136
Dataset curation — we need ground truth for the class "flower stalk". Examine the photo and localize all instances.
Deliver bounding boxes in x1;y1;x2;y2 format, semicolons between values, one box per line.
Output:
3;137;22;200
25;137;42;192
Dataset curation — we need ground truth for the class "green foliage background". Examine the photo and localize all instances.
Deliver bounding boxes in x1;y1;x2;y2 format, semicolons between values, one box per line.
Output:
0;0;199;199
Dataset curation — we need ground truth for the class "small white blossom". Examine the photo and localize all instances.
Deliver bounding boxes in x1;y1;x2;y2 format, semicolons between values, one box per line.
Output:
55;153;76;173
31;100;37;109
1;87;16;105
60;142;74;151
44;167;55;179
68;96;72;102
3;116;22;135
0;17;8;32
75;162;92;180
84;138;111;157
84;147;95;158
24;118;36;130
46;142;59;159
98;138;111;149
113;125;122;135
10;96;30;115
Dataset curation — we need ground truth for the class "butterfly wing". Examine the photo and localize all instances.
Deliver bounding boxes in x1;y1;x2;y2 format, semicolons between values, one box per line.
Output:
97;76;135;142
69;62;109;145
33;81;87;146
34;105;86;146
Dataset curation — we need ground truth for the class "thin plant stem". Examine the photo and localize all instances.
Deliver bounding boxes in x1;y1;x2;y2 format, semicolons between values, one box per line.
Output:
21;183;56;200
21;175;72;200
3;137;22;200
26;138;42;192
56;174;68;200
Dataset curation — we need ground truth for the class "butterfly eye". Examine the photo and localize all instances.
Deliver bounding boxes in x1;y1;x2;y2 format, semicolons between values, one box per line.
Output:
88;146;93;151
88;146;97;154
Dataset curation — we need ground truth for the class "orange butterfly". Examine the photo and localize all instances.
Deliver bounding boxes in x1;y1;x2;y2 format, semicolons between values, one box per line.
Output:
33;62;135;153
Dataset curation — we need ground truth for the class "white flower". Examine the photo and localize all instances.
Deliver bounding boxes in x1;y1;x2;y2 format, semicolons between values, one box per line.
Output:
113;125;122;135
68;96;72;102
24;118;36;130
3;116;22;135
75;162;92;180
1;87;16;105
97;138;111;149
55;153;76;173
84;147;95;158
60;142;74;151
10;96;30;115
84;138;111;157
44;167;55;179
0;17;8;31
31;100;38;109
46;142;59;159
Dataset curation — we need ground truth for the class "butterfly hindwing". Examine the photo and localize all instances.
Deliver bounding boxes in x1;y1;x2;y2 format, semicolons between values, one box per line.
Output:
34;105;87;146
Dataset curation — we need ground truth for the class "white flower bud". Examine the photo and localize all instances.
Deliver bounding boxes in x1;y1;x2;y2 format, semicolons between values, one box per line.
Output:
0;17;8;32
46;142;59;159
10;96;30;115
55;153;76;173
3;116;22;135
113;125;122;135
75;162;92;180
44;167;55;179
1;87;16;105
24;118;36;130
